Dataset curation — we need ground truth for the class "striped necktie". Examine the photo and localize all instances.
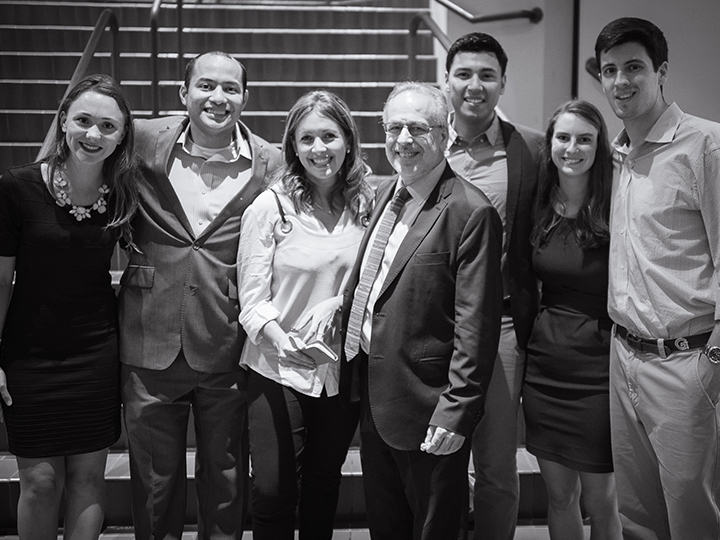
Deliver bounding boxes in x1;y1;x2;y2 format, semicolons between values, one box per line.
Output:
344;186;411;361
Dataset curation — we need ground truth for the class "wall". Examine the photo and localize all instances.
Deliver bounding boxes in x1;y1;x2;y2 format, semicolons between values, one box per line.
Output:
441;0;720;135
578;0;720;137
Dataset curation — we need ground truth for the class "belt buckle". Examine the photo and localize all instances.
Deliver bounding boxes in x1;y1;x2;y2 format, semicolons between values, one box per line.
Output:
674;337;690;351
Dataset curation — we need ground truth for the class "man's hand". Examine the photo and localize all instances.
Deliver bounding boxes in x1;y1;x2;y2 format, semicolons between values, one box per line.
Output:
420;425;465;455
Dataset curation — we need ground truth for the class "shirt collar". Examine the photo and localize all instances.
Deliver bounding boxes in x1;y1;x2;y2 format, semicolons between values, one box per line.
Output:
396;159;446;204
177;123;252;163
612;102;682;152
447;111;500;148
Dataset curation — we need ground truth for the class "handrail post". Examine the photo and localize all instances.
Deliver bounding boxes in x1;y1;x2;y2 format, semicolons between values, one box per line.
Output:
151;0;184;117
408;13;451;80
150;0;162;117
37;9;120;161
177;0;184;83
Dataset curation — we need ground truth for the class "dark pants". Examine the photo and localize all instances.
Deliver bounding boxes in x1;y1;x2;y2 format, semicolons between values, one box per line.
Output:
247;369;360;540
359;376;471;540
121;352;248;540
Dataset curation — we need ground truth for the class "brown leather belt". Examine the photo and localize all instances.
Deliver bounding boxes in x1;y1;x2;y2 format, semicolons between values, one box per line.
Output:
615;324;711;358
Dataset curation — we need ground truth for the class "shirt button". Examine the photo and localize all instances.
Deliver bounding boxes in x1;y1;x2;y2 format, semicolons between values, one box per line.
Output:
192;242;200;251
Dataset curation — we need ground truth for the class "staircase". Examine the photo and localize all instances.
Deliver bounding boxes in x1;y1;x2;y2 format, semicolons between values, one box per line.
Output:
0;0;438;175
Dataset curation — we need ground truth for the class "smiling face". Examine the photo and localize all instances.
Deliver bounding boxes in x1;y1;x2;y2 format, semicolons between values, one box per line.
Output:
384;90;447;184
445;51;506;135
180;54;248;148
294;110;348;188
60;90;126;167
551;112;598;182
599;41;668;138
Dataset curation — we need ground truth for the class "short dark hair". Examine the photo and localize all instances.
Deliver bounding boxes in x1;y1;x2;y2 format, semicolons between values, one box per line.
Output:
184;51;248;91
594;18;668;72
446;32;508;76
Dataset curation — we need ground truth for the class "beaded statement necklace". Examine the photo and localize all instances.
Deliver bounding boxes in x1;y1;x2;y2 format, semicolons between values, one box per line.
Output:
52;169;109;221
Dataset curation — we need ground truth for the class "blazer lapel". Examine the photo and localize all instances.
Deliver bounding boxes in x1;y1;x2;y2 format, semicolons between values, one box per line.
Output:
501;119;522;249
377;165;453;299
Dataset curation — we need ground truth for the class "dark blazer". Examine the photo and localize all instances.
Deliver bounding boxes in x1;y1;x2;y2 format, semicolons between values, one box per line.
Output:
341;163;504;451
498;119;543;349
118;116;281;373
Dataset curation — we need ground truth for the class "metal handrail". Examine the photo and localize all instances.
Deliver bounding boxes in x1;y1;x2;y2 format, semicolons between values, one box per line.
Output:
150;0;184;117
37;8;120;160
408;1;543;80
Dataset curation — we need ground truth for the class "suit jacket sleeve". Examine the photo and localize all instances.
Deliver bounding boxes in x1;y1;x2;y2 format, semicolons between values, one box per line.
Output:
429;198;504;436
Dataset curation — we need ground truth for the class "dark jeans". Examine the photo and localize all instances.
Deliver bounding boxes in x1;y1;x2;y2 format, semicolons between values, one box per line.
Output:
247;369;359;540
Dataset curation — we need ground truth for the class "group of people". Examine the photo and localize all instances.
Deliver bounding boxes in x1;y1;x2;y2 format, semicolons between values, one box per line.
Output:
0;14;718;540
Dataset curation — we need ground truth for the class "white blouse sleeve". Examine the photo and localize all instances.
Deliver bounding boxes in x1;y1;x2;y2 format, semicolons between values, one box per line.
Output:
237;192;281;344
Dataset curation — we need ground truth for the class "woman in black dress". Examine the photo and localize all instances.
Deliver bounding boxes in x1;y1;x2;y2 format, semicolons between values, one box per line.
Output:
0;74;138;539
523;100;621;539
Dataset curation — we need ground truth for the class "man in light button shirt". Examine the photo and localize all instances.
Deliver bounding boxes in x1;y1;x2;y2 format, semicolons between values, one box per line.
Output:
118;51;281;539
596;18;720;540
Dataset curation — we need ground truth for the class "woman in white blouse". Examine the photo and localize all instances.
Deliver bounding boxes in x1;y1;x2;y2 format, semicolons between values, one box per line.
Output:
237;90;373;540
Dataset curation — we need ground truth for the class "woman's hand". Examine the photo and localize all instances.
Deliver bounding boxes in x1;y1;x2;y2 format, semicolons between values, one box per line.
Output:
0;367;12;423
293;295;343;342
262;321;316;370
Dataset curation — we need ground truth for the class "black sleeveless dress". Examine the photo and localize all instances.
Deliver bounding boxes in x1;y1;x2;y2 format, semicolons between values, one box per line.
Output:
522;217;613;473
0;162;121;458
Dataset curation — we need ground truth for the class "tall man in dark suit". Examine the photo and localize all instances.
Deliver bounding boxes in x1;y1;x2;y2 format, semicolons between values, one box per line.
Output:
118;51;281;539
444;33;543;540
341;81;504;539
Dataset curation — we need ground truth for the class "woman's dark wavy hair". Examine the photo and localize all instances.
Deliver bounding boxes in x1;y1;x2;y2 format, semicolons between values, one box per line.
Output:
531;100;612;250
271;90;373;226
45;73;140;246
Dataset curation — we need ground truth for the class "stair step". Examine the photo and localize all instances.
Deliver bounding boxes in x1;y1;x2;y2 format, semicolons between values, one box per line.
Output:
0;526;581;540
0;448;548;532
0;52;436;83
0;1;430;29
0;81;398;113
0;27;433;56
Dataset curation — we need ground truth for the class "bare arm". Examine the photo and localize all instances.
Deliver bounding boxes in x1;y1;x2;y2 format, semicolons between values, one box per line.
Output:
0;256;16;420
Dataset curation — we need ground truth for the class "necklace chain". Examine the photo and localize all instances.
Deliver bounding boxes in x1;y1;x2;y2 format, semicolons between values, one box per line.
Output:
314;200;334;215
53;169;108;221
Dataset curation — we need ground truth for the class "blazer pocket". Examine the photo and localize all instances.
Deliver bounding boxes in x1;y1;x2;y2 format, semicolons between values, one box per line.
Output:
414;251;450;265
122;265;155;288
227;278;238;300
416;356;449;384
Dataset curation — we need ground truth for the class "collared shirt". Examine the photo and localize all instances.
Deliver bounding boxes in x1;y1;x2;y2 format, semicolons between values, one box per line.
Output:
446;113;508;232
168;123;253;236
446;113;510;297
359;159;446;352
238;189;364;397
608;102;720;339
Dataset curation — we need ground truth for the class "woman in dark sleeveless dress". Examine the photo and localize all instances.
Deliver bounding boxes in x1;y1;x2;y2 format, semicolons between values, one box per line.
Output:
523;100;621;539
0;74;139;539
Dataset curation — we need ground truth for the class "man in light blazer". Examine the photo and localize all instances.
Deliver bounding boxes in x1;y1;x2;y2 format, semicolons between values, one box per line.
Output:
444;33;543;539
118;51;281;539
341;82;504;539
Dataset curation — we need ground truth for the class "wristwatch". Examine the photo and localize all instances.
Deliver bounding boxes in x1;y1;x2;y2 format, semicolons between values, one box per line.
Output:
702;345;720;364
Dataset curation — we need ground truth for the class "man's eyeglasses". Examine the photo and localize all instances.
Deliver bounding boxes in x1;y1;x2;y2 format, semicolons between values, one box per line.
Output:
381;122;442;137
